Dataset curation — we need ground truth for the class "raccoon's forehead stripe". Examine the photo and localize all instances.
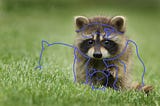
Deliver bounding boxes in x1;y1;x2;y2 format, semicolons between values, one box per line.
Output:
76;22;124;35
96;32;100;42
93;31;100;41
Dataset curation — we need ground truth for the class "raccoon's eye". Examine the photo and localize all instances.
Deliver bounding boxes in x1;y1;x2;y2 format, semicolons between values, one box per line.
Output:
103;40;112;47
88;40;94;45
104;40;109;45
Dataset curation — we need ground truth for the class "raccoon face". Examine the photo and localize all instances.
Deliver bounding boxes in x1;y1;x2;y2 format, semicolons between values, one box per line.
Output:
75;16;126;59
79;33;119;59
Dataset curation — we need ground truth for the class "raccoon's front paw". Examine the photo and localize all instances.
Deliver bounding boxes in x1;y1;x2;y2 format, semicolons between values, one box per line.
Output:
141;85;153;94
132;82;153;94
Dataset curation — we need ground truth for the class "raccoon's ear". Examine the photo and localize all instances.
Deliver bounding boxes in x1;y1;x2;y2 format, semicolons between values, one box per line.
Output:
75;16;89;29
110;16;126;33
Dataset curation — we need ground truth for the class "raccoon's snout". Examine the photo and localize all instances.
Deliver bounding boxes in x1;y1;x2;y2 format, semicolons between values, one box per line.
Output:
87;47;110;59
93;52;102;58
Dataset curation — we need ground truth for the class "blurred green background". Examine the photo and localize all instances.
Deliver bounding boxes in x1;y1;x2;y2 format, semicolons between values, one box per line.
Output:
0;0;160;106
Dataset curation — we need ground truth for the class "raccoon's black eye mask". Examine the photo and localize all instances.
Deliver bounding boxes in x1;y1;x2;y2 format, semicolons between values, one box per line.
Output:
35;22;146;91
79;38;119;56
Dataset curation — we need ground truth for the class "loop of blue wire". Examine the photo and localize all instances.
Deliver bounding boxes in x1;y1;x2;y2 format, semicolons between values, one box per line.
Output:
35;23;146;91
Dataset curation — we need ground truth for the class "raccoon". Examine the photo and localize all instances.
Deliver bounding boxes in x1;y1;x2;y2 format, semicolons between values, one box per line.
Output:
74;16;153;93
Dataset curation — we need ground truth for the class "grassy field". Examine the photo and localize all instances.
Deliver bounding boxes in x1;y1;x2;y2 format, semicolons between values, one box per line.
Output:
0;2;160;106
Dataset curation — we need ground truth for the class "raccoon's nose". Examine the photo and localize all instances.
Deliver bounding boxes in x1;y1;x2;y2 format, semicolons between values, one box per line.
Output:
93;52;102;58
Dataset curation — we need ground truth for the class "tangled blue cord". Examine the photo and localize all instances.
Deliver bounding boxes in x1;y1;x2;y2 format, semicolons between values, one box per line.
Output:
35;23;146;90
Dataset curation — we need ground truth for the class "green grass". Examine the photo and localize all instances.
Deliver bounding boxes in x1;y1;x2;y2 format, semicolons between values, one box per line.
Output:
0;4;160;106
